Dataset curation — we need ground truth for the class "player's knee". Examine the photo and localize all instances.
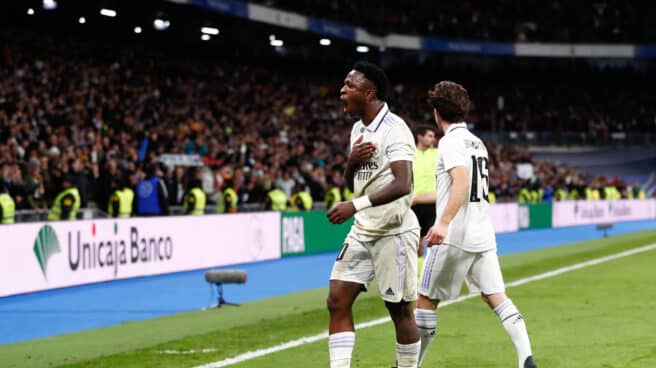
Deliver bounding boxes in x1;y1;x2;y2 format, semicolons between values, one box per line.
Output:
385;300;413;323
326;294;348;315
417;294;439;310
481;292;506;309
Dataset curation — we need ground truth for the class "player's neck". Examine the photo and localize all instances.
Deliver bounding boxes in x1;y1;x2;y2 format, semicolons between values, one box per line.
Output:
362;101;385;126
440;120;453;133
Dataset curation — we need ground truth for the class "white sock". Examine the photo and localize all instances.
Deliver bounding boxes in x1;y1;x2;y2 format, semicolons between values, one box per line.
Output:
415;308;437;367
396;340;420;368
329;331;355;368
494;299;533;368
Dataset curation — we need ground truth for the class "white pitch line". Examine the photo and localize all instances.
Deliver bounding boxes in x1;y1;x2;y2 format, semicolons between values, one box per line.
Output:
193;243;656;368
159;348;217;355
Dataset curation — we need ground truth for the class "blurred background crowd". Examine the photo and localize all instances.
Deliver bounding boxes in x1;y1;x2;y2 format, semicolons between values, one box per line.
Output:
256;0;656;42
0;0;654;221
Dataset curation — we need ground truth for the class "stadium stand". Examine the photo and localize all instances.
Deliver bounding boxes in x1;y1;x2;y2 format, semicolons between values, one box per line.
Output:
254;0;656;42
0;1;654;222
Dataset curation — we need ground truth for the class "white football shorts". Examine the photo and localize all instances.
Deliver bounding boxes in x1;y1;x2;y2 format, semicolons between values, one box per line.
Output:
330;229;419;303
419;245;505;301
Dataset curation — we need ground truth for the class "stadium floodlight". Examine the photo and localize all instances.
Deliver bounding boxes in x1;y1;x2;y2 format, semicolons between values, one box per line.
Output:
153;18;170;31
356;45;369;53
100;9;117;17
320;38;331;46
269;34;276;41
42;0;57;10
270;39;284;47
201;27;219;35
201;34;211;41
27;8;35;15
78;17;86;24
134;26;142;34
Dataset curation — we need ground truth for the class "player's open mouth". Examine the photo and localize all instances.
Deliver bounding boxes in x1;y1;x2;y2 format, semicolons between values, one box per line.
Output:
340;96;349;111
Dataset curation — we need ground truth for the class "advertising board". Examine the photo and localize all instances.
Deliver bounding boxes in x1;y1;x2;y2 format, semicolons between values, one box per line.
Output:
0;213;281;297
552;199;656;227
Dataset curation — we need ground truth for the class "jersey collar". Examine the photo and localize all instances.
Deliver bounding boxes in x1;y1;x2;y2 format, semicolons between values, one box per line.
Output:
363;103;390;132
445;122;467;135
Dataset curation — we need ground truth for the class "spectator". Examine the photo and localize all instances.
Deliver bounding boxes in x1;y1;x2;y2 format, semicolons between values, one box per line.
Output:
134;163;169;217
274;169;296;199
48;175;81;221
0;181;15;224
289;182;313;211
107;175;134;219
183;168;207;215
0;27;652;222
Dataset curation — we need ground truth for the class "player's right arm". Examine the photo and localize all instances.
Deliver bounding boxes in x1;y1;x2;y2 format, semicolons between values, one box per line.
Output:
344;135;375;191
329;135;376;224
425;166;467;245
425;137;468;246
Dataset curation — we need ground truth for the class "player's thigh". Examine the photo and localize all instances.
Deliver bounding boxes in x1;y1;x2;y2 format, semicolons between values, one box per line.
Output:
330;236;375;290
371;230;419;303
466;249;506;295
419;245;474;301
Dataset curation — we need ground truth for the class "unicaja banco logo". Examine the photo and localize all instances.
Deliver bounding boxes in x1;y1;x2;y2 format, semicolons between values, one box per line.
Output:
33;224;61;278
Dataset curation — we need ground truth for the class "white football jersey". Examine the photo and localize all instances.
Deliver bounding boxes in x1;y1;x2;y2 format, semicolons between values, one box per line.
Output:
349;103;419;241
434;122;496;252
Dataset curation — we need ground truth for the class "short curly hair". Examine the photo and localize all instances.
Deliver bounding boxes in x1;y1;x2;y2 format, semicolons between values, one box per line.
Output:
353;61;389;101
427;81;470;122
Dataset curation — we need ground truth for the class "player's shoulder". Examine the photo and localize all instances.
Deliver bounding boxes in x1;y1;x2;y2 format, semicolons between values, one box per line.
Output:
379;111;412;137
463;130;487;150
438;131;461;147
464;128;484;142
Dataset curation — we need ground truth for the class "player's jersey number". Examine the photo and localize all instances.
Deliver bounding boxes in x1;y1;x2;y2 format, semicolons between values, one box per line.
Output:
470;155;489;202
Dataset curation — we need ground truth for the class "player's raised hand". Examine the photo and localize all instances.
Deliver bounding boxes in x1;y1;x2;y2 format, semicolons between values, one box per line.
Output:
425;220;449;246
327;201;356;224
347;135;376;164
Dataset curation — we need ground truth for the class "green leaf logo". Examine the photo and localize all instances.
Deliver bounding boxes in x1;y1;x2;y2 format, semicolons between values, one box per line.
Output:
33;224;61;278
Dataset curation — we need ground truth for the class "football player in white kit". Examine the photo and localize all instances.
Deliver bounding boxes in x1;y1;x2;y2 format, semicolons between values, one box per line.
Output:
326;61;421;368
415;81;537;368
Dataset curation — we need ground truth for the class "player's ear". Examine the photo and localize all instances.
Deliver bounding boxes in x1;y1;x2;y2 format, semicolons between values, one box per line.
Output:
365;89;376;102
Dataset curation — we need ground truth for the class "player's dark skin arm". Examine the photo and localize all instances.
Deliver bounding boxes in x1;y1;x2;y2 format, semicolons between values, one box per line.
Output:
369;161;412;205
344;135;375;191
328;160;412;224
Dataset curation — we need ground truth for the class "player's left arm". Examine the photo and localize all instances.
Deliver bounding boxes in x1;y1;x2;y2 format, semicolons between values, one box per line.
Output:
369;160;412;204
328;124;414;224
327;160;412;224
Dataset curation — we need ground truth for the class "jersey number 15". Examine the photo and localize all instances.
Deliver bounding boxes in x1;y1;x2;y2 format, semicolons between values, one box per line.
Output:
470;155;489;202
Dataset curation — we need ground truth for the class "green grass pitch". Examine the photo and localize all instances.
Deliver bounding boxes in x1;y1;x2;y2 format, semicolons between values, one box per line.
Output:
2;229;656;367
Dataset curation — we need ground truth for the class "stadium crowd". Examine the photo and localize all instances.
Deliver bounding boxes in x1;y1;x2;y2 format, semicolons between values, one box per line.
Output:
255;0;656;43
0;29;651;221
